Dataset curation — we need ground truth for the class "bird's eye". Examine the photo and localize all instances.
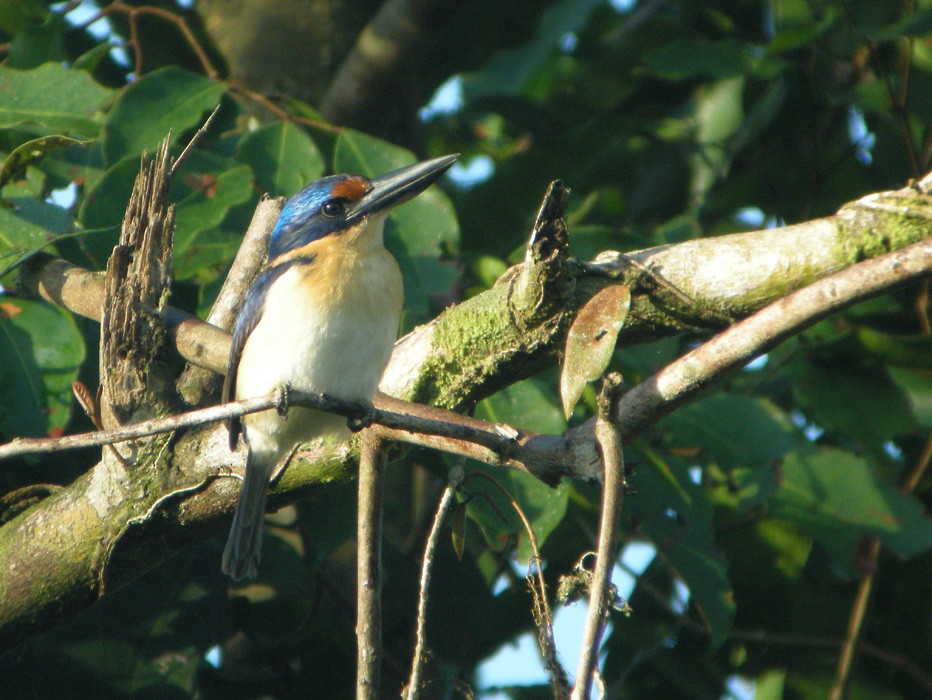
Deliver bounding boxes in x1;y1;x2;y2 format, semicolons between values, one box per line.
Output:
321;199;345;217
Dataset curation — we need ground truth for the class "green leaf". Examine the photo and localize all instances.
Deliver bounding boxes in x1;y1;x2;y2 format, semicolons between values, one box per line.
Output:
0;0;49;33
560;284;630;419
476;375;566;435
0;197;72;277
665;395;803;514
856;327;932;370
332;128;415;177
172;162;255;279
691;77;745;205
0;134;93;189
74;155;138;267
788;357;918;444
643;39;755;80
7;11;65;69
770;448;932;565
71;42;115;74
466;254;507;290
465;466;571;563
664;394;801;469
754;670;787;700
0;63;113;137
236;120;324;196
626;450;736;648
0;297;85;437
888;367;932;428
101;67;225;165
460;0;602;100
870;7;932;41
469;378;569;560
0;209;46;278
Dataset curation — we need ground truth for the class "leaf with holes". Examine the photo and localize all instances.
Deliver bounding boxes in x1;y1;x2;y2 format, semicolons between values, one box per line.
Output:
560;285;631;419
0;135;93;189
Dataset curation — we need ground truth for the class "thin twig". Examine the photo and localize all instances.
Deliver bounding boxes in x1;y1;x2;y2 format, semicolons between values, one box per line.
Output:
72;1;219;80
830;430;932;700
904;432;932;493
405;473;461;700
227;83;342;135
829;538;882;700
0;387;563;474
357;433;385;700
466;471;570;697
573;375;625;700
171;103;221;176
0;391;274;460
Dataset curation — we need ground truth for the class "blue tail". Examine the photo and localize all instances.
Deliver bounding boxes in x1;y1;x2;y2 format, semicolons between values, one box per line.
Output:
222;450;271;580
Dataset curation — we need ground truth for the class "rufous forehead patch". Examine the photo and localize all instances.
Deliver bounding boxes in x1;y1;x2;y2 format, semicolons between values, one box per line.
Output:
329;176;371;201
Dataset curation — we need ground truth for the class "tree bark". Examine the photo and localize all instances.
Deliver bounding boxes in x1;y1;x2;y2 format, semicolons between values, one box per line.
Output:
2;176;931;653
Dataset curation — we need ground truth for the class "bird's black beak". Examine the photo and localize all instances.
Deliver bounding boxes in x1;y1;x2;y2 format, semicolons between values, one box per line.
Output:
345;154;458;222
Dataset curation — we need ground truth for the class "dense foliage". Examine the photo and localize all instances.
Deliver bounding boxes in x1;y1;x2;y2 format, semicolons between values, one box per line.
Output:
0;1;930;697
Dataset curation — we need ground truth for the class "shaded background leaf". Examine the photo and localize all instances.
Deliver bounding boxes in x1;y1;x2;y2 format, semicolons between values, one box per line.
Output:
0;298;84;438
235;120;325;197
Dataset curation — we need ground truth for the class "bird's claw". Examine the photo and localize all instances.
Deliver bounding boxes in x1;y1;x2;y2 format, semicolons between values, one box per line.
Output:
276;383;291;418
347;402;376;433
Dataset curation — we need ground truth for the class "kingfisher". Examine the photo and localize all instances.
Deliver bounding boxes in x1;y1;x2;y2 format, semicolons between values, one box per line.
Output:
221;154;458;580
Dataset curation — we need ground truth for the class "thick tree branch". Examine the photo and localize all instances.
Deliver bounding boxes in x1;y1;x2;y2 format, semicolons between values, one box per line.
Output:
601;234;932;441
319;0;453;129
2;177;930;654
21;181;931;411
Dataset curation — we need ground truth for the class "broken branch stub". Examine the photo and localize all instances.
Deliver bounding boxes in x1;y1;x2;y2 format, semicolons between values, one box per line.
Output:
100;137;176;429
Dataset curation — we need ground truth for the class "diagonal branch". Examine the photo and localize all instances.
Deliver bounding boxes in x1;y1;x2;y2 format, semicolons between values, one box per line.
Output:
20;180;932;416
2;176;930;655
602;234;932;441
9;234;930;473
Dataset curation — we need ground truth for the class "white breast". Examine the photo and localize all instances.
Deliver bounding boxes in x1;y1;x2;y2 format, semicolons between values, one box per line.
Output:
236;246;402;453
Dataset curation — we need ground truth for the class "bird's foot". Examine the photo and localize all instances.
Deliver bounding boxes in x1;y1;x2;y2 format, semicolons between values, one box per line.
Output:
275;383;292;419
347;401;376;433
